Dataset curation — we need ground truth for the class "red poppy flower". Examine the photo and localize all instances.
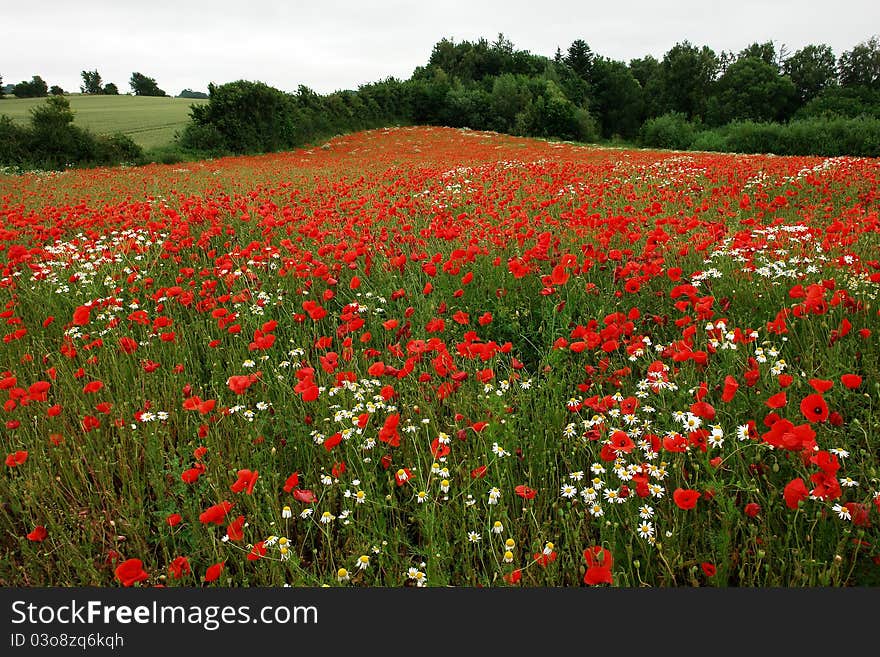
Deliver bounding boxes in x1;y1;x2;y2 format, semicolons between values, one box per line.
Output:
608;430;635;455
765;391;787;409
690;400;716;420
700;562;716;577
808;378;833;393
662;433;688;452
619;396;639;414
783;478;809;510
515;484;537;500
504;569;522;585
168;556;191;579
230;469;259;495
226;515;245;541
394;468;413;486
247;541;267;561
181;465;204;484
115;558;149;587
198;501;234;525
323;432;343;451
27;526;48;542
840;374;862;389
470;465;488;479
673;488;700;510
761;418;817;451
227;373;259;394
5;450;28;467
809;470;842;501
744;502;761;518
583;546;614;585
800;394;828;423
777;373;794;388
844;502;871;528
28;380;50;401
533;550;557;567
283;472;300;493
378;413;401;447
205;561;225;583
166;513;182;527
72;304;92;326
293;488;317;504
431;438;450;459
118;336;138;354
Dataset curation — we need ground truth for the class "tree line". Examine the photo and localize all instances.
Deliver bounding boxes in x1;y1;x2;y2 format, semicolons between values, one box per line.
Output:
1;70;184;98
3;33;879;170
181;33;880;157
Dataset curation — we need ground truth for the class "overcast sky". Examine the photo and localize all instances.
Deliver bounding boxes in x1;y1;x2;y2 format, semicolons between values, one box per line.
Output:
3;1;878;95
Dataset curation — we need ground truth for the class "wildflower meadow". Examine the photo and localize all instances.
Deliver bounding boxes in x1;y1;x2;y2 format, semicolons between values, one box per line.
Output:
1;126;878;587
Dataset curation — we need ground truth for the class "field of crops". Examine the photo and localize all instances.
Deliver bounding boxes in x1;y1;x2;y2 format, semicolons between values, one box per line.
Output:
0;95;208;150
1;126;878;587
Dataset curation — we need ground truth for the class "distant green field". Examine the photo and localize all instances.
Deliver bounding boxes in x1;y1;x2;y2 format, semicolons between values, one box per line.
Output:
0;94;209;150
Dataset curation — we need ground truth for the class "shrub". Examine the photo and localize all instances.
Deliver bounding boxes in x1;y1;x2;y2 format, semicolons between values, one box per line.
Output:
94;133;144;165
690;129;729;152
0;115;28;165
691;116;880;157
638;112;696;150
0;96;144;170
718;121;786;154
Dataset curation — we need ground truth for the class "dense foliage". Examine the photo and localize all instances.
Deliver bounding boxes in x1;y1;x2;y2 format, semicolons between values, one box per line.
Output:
12;76;48;99
181;33;880;157
0;96;143;170
130;72;167;97
3;33;879;168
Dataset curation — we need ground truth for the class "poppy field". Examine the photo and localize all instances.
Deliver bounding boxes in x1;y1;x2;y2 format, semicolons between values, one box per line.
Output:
1;126;879;587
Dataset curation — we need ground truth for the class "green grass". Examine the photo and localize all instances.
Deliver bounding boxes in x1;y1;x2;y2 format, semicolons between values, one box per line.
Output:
0;94;208;150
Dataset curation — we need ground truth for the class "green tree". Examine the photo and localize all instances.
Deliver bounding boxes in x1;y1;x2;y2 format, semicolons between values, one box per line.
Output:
80;70;103;94
0;116;27;161
629;55;663;118
130;72;166;96
838;36;880;89
50;85;64;96
591;57;644;139
550;60;591;109
738;41;780;69
410;67;452;124
513;79;592;141
30;94;75;130
103;82;119;95
707;57;796;125
13;75;48;98
490;74;532;132
178;89;208;99
659;41;719;120
26;95;80;167
795;85;880;119
183;80;293;153
784;44;838;104
565;39;595;82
